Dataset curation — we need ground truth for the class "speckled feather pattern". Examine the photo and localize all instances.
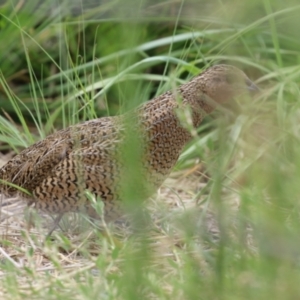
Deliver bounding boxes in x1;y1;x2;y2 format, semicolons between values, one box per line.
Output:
0;65;254;221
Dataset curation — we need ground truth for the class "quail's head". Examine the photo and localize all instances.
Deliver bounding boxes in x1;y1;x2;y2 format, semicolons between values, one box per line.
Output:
201;64;259;104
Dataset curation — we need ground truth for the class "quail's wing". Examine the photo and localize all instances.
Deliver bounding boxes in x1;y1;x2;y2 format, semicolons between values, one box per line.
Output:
0;117;121;195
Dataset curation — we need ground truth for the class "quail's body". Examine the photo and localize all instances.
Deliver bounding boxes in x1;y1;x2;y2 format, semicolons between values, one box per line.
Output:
0;65;257;222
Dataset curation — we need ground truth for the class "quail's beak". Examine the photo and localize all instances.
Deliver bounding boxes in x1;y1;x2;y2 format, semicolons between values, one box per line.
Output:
246;78;260;94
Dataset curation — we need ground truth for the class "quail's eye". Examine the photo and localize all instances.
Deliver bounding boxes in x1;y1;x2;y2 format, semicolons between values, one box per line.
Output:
213;77;222;83
225;74;236;84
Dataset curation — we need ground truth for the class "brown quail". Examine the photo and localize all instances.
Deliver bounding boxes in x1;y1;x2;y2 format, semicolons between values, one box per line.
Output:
0;64;258;225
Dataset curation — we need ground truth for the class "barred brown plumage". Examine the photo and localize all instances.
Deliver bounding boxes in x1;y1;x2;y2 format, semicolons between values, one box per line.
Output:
0;64;258;225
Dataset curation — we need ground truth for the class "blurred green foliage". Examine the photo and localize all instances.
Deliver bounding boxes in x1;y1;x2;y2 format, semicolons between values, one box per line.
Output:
2;0;300;299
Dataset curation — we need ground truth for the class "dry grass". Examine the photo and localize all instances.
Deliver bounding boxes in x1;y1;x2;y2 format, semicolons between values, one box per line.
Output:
0;154;246;298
